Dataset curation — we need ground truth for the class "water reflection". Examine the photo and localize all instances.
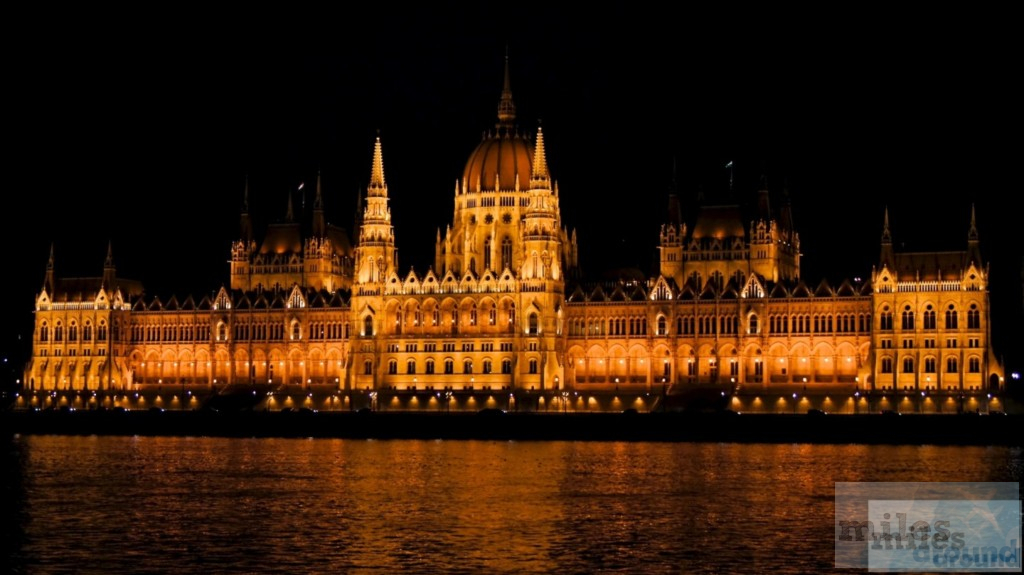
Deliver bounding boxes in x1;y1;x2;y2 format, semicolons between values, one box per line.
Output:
5;435;1022;574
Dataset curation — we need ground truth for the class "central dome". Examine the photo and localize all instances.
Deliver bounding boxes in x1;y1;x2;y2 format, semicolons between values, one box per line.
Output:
462;130;533;194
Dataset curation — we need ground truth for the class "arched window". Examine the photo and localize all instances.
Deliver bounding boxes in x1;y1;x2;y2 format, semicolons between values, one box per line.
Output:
217;323;227;341
40;323;49;342
923;305;936;330
484;237;492;271
881;357;893;373
291;322;301;340
501;237;512;271
901;307;914;330
444;359;454;374
469;257;476;275
68;322;78;342
529;359;538;374
407;359;416;374
463;359;473;374
528;313;539;335
363;315;374;336
968;357;980;373
967;304;980;329
425;359;435;374
880;309;893;330
749;314;759;334
903;357;914;373
945;305;958;329
489;307;496;325
924;357;936;373
483;359;492;374
432;308;439;326
388;360;398;374
364;360;373;375
83;322;92;342
656;316;667;336
502;359;512;374
946;357;958;373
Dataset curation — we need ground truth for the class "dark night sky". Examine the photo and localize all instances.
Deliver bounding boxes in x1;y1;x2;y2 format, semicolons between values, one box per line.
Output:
3;8;1021;377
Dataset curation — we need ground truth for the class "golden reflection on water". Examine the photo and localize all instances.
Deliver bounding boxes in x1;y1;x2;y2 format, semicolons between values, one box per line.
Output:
5;436;1022;574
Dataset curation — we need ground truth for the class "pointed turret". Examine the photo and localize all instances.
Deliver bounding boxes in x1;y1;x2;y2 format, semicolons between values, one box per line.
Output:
879;206;894;268
44;243;54;293
356;136;396;284
967;203;982;265
530;124;550;188
285;190;295;223
368;136;387;197
103;240;116;291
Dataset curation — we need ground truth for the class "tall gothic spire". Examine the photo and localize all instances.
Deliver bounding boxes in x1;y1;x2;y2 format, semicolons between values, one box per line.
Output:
44;242;54;292
530;124;550;186
312;170;326;237
285;190;295;222
368;136;387;197
968;203;979;242
881;206;892;244
496;47;516;129
103;240;116;291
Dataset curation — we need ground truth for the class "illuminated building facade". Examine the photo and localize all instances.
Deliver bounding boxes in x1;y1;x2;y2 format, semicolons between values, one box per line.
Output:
22;61;1005;411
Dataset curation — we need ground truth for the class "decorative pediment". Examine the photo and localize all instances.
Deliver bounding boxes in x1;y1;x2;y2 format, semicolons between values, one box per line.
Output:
742;275;766;298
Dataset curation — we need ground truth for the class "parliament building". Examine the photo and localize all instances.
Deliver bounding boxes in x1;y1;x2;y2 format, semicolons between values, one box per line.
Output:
21;61;1007;414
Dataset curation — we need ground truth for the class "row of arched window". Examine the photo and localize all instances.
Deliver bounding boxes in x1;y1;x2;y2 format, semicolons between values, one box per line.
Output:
374;357;538;376
878;304;980;331
878;355;981;374
38;321;109;343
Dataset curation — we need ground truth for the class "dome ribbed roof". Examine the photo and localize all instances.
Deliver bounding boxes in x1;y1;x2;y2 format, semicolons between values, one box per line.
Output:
462;131;533;194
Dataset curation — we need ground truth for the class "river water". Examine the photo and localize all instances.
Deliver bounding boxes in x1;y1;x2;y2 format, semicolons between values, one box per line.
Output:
3;435;1022;574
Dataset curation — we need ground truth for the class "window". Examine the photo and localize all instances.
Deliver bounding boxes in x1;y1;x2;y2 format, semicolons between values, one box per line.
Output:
903;357;914;373
502;359;512;374
924;358;936;373
529;359;538;374
291;322;301;340
967;305;980;329
69;323;78;342
729;361;739;377
528;313;539;335
901;307;914;330
483;360;492;374
425;360;434;374
657;316;667;336
945;306;958;329
83;323;92;342
946;357;958;373
484;237;492;271
444;359;454;374
364;360;373;375
881;357;893;373
363;316;374;336
388;360;398;374
464;359;473;374
923;305;936;330
407;359;416;374
968;357;980;373
501;237;512;271
749;314;759;335
40;323;48;342
880;311;893;331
